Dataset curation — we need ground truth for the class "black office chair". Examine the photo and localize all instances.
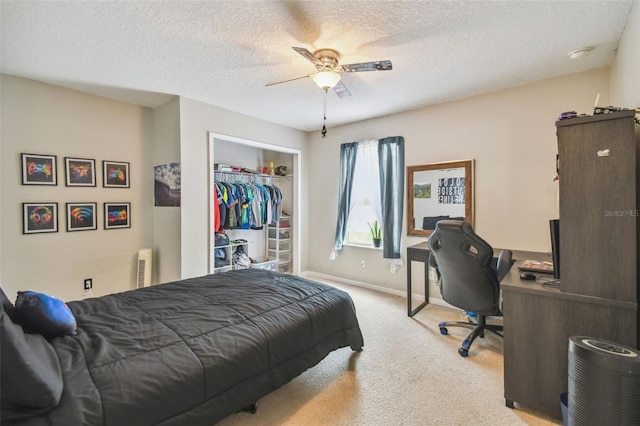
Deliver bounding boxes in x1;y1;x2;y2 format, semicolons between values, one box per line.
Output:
427;220;513;357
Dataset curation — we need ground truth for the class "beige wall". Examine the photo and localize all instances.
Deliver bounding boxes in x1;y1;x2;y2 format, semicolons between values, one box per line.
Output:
0;67;616;302
0;78;307;300
151;97;181;283
177;97;308;279
305;67;611;296
610;1;640;107
0;75;154;301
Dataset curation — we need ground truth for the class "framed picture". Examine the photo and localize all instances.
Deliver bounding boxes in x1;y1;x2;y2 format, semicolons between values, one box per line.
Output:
21;153;57;185
104;202;130;229
66;202;97;232
23;203;58;234
65;157;96;187
103;161;130;188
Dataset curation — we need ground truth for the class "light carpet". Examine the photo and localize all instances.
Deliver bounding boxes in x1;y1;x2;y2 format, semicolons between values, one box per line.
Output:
218;276;561;426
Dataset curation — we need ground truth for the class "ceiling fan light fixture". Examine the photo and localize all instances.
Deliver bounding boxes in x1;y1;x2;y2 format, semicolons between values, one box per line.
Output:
312;71;341;89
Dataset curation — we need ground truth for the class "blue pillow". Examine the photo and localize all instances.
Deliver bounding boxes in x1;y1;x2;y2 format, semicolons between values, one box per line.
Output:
13;291;77;339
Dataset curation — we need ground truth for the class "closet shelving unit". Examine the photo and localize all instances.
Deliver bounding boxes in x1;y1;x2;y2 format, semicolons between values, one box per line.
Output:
212;169;292;274
212;240;249;273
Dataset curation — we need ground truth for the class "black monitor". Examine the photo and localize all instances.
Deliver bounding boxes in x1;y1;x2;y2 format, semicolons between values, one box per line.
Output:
549;219;560;279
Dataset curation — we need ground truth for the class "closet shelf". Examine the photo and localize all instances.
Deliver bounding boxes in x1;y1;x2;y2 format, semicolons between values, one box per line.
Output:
214;170;292;179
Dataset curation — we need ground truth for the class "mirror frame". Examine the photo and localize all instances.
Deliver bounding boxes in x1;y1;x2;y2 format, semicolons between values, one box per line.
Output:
406;160;474;237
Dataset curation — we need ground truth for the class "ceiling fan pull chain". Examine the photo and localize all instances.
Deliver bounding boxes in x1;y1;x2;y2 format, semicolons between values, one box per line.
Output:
321;88;328;138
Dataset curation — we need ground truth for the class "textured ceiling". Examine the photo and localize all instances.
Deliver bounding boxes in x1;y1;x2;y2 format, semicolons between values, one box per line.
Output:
0;1;634;132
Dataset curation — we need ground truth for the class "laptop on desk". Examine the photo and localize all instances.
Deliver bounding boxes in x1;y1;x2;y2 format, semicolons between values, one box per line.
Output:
518;259;554;274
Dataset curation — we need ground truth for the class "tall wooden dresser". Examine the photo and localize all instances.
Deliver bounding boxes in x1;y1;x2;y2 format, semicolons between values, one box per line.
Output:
502;110;640;419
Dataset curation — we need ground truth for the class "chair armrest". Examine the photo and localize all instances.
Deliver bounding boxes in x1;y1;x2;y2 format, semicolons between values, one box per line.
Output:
428;252;441;282
496;250;513;282
428;252;437;268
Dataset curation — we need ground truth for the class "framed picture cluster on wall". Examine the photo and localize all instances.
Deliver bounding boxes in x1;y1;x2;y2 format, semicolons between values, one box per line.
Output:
21;153;130;188
20;153;132;234
23;202;131;234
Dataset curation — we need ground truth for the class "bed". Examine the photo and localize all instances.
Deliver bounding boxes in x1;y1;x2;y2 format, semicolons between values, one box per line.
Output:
1;269;364;425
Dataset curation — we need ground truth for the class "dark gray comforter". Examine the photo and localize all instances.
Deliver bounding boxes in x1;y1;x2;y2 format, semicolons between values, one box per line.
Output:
23;270;364;425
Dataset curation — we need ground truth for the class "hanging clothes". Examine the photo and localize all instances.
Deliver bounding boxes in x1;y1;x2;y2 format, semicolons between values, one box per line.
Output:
213;174;283;231
213;184;221;232
265;184;283;223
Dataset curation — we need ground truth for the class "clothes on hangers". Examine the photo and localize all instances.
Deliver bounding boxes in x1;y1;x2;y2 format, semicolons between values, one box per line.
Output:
213;178;283;232
213;184;221;232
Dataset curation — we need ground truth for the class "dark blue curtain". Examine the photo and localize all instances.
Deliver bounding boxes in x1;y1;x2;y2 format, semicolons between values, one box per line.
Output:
378;136;405;260
331;142;359;258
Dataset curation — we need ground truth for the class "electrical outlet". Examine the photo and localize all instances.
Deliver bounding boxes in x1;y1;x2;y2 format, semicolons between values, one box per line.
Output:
428;268;435;281
360;260;366;268
84;278;93;291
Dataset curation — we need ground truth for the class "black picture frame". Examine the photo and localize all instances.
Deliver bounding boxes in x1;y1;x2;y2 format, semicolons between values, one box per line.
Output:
21;153;57;185
103;161;130;188
23;202;58;234
66;202;98;232
104;202;130;229
65;157;96;187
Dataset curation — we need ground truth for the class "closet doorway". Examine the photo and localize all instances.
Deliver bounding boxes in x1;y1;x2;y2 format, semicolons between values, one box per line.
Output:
208;132;301;275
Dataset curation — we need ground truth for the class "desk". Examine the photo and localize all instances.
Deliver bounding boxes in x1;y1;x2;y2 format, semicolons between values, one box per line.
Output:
501;255;638;420
406;242;430;316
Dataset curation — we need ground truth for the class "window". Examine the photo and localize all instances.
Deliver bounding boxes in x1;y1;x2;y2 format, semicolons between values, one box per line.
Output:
331;136;404;261
345;140;381;246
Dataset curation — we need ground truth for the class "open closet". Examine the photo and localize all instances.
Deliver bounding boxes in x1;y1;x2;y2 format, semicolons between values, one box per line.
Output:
208;133;299;275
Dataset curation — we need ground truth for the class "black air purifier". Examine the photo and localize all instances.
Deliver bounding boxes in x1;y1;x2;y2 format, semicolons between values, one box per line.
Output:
568;336;640;425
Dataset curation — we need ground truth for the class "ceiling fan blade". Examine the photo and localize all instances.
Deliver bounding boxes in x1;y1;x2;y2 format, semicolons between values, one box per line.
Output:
341;60;392;73
265;74;312;86
333;81;352;99
292;46;321;66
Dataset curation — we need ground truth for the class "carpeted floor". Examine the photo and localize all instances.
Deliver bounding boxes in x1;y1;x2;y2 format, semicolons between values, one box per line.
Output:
218;275;562;426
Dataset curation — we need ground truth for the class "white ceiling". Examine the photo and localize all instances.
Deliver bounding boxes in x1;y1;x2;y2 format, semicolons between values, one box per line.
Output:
0;1;634;132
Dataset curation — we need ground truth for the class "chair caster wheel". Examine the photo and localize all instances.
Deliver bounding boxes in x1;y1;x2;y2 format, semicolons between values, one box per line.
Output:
458;347;469;357
439;327;448;335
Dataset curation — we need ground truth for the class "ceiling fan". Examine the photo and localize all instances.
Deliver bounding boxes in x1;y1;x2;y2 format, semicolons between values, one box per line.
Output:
266;47;393;98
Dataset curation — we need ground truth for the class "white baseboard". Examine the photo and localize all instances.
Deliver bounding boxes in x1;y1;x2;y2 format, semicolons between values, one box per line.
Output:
300;270;453;309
